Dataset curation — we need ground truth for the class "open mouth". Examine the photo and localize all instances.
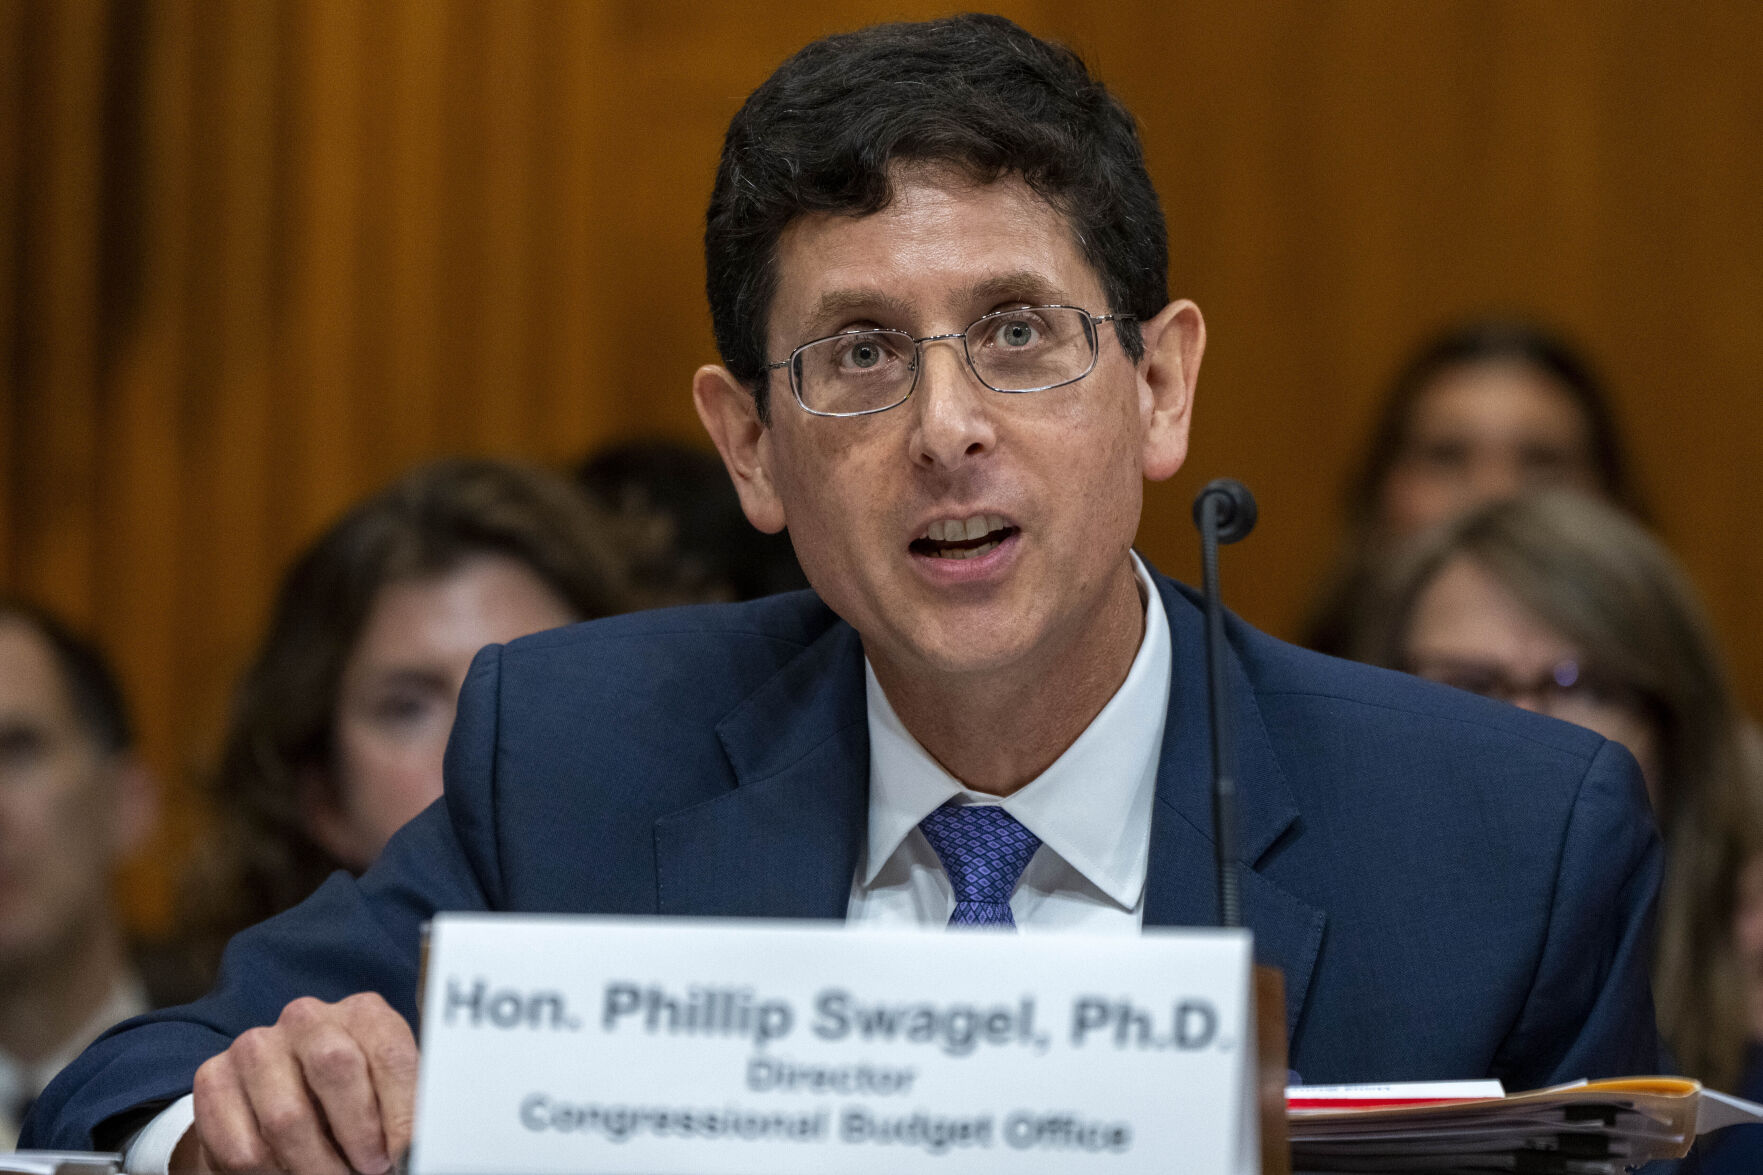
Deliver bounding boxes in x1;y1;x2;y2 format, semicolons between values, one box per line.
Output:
909;514;1019;561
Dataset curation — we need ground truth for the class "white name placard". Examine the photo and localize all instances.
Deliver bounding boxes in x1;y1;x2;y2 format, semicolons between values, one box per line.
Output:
410;915;1256;1175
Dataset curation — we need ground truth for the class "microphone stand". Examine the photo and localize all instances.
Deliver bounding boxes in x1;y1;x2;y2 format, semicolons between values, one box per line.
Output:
1191;478;1290;1175
1191;478;1257;929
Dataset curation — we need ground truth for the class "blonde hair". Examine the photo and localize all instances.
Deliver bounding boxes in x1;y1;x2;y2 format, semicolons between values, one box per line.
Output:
1359;490;1763;1091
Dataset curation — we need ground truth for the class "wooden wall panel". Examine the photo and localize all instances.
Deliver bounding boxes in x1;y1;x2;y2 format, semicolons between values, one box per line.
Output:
4;0;1762;934
0;0;20;590
17;1;105;625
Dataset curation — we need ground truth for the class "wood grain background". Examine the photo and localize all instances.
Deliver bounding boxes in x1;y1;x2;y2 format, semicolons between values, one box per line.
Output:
5;0;1761;933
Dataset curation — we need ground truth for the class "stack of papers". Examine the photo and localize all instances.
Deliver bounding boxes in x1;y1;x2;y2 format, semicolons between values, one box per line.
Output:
1286;1077;1762;1173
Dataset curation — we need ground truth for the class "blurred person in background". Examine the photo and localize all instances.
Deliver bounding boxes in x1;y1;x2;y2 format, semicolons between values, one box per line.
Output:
0;603;156;1147
176;458;626;983
1725;855;1763;1170
1303;317;1647;657
576;437;807;605
1354;491;1763;1125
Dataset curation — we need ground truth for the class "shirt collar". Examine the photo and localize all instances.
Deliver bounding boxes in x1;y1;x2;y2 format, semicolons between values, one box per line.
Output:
0;970;148;1102
861;552;1172;910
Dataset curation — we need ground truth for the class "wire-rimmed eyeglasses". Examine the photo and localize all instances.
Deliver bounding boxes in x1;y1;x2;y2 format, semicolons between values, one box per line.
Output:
763;305;1136;418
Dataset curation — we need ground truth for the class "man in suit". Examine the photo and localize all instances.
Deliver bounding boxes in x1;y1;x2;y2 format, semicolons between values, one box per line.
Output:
0;602;156;1149
27;14;1663;1174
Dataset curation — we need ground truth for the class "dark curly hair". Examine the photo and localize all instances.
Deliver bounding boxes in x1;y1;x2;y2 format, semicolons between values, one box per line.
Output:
706;13;1167;421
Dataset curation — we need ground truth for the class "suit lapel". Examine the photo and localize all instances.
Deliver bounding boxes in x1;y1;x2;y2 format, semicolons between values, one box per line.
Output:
1143;574;1326;1041
652;576;1326;1040
653;621;869;919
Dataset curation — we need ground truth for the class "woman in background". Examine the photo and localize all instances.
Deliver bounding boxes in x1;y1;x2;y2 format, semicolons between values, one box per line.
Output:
1303;317;1647;656
1357;490;1763;1110
177;458;625;981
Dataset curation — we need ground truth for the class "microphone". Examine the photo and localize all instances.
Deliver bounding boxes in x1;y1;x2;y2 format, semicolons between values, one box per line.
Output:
1191;478;1258;929
1191;477;1258;545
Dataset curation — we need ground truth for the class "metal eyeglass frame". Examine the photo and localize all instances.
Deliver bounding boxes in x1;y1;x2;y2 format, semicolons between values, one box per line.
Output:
762;305;1137;418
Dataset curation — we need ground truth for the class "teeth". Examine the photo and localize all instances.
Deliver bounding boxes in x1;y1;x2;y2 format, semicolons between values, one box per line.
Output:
938;538;1002;560
924;514;1008;542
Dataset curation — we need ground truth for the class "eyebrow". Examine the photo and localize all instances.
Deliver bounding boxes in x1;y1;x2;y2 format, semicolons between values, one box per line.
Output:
800;271;1075;338
360;667;455;694
959;271;1071;309
0;715;51;746
800;289;916;338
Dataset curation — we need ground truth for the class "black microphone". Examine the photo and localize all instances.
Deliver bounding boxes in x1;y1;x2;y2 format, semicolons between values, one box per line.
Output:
1191;478;1258;929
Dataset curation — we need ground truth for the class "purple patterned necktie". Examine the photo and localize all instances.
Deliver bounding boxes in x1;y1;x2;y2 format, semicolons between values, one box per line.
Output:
917;800;1042;929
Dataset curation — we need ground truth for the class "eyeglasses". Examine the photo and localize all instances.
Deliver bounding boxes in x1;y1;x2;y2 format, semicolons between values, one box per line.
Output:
1407;657;1640;721
764;305;1135;418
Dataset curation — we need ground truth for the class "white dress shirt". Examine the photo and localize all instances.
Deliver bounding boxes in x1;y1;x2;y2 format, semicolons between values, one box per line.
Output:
0;973;148;1151
847;552;1171;932
131;555;1173;1172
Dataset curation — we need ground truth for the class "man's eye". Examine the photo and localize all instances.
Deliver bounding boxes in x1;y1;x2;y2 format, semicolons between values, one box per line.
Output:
993;318;1041;348
834;336;898;373
0;725;48;770
1518;446;1575;477
1411;440;1469;472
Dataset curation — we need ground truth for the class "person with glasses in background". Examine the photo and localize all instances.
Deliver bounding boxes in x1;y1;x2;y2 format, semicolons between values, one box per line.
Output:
1354;488;1763;1172
28;17;1665;1173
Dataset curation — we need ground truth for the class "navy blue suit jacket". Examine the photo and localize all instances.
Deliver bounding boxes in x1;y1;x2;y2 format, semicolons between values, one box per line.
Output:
26;572;1664;1150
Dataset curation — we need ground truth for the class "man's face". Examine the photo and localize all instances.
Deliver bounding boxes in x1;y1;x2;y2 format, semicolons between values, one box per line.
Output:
709;171;1199;690
0;621;144;972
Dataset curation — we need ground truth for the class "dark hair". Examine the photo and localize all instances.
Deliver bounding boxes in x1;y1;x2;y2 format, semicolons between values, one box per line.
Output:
0;599;133;755
1358;490;1763;1091
707;13;1166;421
181;459;626;970
1345;317;1646;527
576;439;807;603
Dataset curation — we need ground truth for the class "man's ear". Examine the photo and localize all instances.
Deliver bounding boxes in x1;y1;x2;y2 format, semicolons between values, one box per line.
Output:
1136;299;1205;483
694;364;787;534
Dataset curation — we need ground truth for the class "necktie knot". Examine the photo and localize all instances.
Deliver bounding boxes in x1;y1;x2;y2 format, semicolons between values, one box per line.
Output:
917;801;1042;928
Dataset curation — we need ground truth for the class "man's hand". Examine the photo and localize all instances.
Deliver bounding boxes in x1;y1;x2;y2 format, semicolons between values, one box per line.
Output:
176;992;418;1174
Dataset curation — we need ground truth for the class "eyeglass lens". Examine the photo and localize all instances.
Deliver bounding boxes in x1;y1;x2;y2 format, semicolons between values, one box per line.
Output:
792;306;1098;416
1412;658;1629;719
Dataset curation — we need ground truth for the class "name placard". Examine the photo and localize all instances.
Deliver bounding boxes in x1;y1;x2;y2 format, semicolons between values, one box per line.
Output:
410;915;1256;1175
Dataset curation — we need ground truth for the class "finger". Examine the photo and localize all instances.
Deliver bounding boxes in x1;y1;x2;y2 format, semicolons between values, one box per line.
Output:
190;1052;274;1174
287;995;394;1171
341;993;421;1164
234;1023;351;1175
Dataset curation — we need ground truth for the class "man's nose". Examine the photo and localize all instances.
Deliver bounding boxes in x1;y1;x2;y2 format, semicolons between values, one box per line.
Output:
1469;452;1526;505
908;338;996;470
